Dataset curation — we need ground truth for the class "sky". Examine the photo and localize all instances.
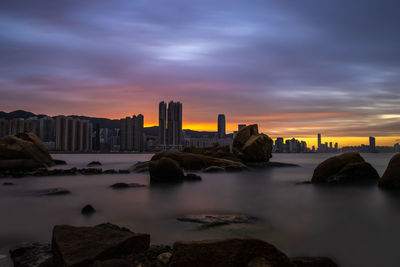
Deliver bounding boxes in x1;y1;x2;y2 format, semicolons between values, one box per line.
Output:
1;0;400;147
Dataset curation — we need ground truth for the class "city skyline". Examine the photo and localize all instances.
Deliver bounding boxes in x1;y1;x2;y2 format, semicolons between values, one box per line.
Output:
1;1;400;146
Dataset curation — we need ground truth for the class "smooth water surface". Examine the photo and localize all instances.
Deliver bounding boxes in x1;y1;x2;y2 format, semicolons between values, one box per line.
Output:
1;153;399;267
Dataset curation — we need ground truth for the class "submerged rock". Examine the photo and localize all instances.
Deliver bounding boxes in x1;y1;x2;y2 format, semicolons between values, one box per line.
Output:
184;173;202;181
104;169;118;174
54;159;67;165
33;188;71;196
88;161;102;167
232;124;273;163
149;158;184;183
52;223;150;267
81;204;96;216
10;242;53;267
311;152;379;184
379;153;400;189
130;161;150;173
0;132;55;171
110;182;146;189
291;257;338;267
118;169;130;174
177;213;257;229
3;182;15;186
203;166;225;173
93;259;132;267
170;238;294;267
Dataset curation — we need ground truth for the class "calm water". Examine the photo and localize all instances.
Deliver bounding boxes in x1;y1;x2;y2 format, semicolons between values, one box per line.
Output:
1;153;399;267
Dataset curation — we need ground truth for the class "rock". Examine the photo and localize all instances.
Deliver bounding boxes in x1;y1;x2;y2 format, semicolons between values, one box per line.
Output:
232;124;273;163
118;169;130;174
88;161;102;167
110;183;146;189
203;166;225;172
52;223;150;267
0;132;55;171
81;204;96;215
247;257;272;267
149;158;184;183
104;169;118;174
130;161;150;173
3;182;15;186
79;168;103;175
379;153;400;189
170;238;294;267
177;214;257;229
10;242;53;267
246;162;300;168
54;159;67;165
184;173;202;181
34;188;71;196
129;245;172;267
311;152;379;184
93;259;133;267
290;257;338;267
157;252;172;265
151;152;247;171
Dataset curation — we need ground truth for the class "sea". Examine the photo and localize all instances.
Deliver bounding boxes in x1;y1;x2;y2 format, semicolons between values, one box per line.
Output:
0;153;399;267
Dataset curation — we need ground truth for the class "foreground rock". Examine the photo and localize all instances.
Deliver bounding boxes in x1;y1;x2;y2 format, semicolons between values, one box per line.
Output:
10;242;53;267
170;238;294;267
52;223;150;267
0;132;55;171
184;173;202;181
232;124;273;163
177;213;257;229
149;157;185;183
110;182;146;189
81;204;96;216
379;153;400;189
151;152;247;171
311;152;379;184
88;161;102;167
291;257;339;267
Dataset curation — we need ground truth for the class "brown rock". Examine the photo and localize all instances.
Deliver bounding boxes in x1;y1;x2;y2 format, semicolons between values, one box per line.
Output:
232;124;273;163
379;153;400;189
149;157;184;183
311;152;379;184
291;257;338;267
170;238;294;267
0;132;55;171
93;259;133;267
52;223;150;267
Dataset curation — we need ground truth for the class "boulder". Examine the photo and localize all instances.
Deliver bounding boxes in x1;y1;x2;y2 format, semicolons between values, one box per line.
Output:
232;124;273;163
81;204;96;216
130;161;150;173
311;152;379;184
151;152;247;171
170;238;294;267
52;223;150;267
110;183;146;189
379;153;400;189
157;252;172;265
10;242;53;267
88;161;102;167
54;159;67;165
0;132;55;171
93;259;132;267
203;166;225;173
184;173;202;181
149;158;184;183
290;257;338;267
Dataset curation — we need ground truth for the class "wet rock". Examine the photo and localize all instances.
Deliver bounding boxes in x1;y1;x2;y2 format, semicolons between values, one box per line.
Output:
81;204;96;216
247;162;300;168
10;242;53;267
149;158;184;183
118;169;130;174
34;188;71;196
379;153;400;189
3;182;15;186
93;259;133;267
170;238;294;267
130;161;150;173
0;132;55;171
88;161;102;167
129;245;172;267
203;166;225;172
104;169;118;174
177;214;257;229
110;182;146;189
247;257;272;267
184;173;202;181
157;252;172;265
290;257;338;267
52;223;150;267
311;152;379;184
232;124;273;163
54;159;67;165
151;152;247;171
79;168;103;175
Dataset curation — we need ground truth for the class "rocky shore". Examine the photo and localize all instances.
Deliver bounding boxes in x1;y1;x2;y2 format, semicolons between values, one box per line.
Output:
10;223;338;267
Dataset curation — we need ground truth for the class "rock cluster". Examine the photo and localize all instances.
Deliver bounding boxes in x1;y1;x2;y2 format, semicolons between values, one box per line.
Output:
379;153;400;189
10;223;338;267
148;157;203;183
0;167;131;178
311;152;379;184
0;132;55;171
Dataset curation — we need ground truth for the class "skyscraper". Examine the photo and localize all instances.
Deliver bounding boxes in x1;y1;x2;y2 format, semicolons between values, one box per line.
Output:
159;101;167;145
167;101;182;146
218;114;226;139
238;124;246;131
369;136;376;152
275;137;284;153
120;114;144;151
317;133;321;150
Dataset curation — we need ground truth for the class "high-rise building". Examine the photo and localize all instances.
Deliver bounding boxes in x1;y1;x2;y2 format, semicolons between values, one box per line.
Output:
369;136;376;152
0;119;8;138
120;114;144;151
134;114;144;151
55;116;67;151
334;142;338;151
167;101;182;146
55;116;90;152
238;124;246;131
217;114;226;139
317;133;321;149
159;101;167;145
275;137;284;153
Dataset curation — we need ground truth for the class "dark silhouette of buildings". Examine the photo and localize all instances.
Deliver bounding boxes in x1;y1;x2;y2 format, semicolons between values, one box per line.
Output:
159;101;167;145
218;114;226;138
120;114;144;151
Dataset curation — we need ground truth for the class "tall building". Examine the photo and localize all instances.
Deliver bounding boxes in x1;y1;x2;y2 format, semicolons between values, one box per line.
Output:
55;116;90;152
159;101;167;145
369;136;376;152
217;114;226;139
317;133;321;149
0;119;8;138
275;137;284;153
134;114;144;151
120;114;144;151
167;101;183;146
238;124;246;131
